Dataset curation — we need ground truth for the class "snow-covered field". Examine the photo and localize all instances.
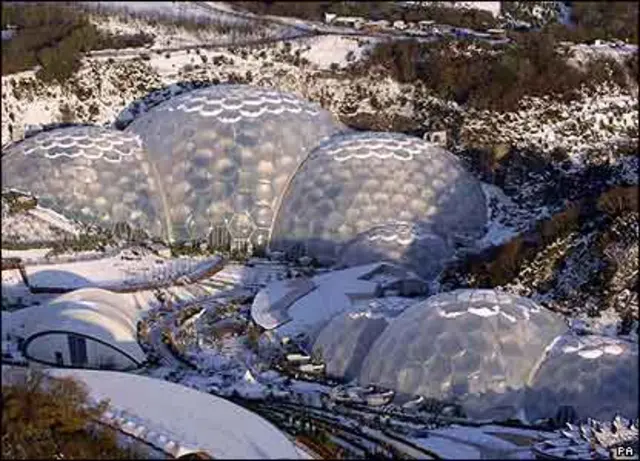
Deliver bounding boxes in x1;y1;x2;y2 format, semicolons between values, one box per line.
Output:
17;251;222;291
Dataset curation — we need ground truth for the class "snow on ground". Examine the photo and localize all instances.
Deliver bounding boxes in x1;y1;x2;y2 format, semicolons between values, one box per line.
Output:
1;270;57;310
298;35;369;69
567;42;638;72
13;250;222;291
2;204;83;245
476;183;533;248
207;262;288;288
44;368;301;459
1;248;53;262
462;82;638;164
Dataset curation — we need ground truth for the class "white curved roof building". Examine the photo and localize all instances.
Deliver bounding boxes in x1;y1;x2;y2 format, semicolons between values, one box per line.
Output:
251;263;421;345
15;367;301;459
16;288;146;370
270;132;487;277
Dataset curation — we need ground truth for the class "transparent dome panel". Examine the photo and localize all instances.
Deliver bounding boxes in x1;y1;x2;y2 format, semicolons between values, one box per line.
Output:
1;126;165;236
526;335;638;421
271;132;487;267
338;224;454;279
314;311;389;382
125;84;346;244
358;290;568;419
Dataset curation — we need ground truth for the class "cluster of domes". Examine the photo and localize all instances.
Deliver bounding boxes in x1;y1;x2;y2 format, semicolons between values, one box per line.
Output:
1;84;488;277
313;289;638;422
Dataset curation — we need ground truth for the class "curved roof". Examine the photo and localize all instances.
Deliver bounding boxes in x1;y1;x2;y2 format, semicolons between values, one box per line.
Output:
313;310;390;382
337;224;454;279
47;368;301;459
270;132;487;271
359;289;568;419
1;126;166;237
125;84;346;243
526;334;638;421
21;288;145;365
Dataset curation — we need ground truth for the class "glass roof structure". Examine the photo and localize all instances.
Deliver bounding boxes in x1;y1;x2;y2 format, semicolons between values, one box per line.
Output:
125;84;345;243
526;335;638;421
270;132;487;273
358;289;568;419
1;125;166;236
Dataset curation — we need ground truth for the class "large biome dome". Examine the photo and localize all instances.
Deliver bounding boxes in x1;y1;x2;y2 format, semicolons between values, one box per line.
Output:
270;132;487;276
358;289;568;419
125;84;346;244
1;126;165;236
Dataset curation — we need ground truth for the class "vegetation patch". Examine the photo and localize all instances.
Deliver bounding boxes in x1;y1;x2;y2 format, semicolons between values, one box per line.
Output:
235;1;498;29
2;190;37;214
2;370;147;459
351;34;632;112
542;1;638;44
2;2;154;82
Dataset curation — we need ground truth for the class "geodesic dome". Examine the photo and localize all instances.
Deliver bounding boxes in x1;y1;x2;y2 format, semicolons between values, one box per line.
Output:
1;126;165;236
526;335;638;422
125;84;345;244
270;132;487;275
358;289;568;419
313;310;390;382
337;223;454;279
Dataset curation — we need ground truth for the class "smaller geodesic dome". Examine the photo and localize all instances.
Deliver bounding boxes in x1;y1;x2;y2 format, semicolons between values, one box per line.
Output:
124;84;346;244
359;289;568;419
270;132;487;275
337;223;454;279
313;296;420;383
526;335;638;422
1;125;165;237
313;311;390;382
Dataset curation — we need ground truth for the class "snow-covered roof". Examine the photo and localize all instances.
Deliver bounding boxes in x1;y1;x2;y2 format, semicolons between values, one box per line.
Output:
359;289;568;420
526;334;638;422
1;125;166;237
251;277;316;329
125;84;345;243
270;132;487;275
19;288;146;365
44;368;302;459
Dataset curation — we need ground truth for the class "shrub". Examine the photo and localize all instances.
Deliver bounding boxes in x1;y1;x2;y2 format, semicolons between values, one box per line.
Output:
538;201;582;244
2;369;146;459
597;186;639;216
355;31;634;111
1;3;153;82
